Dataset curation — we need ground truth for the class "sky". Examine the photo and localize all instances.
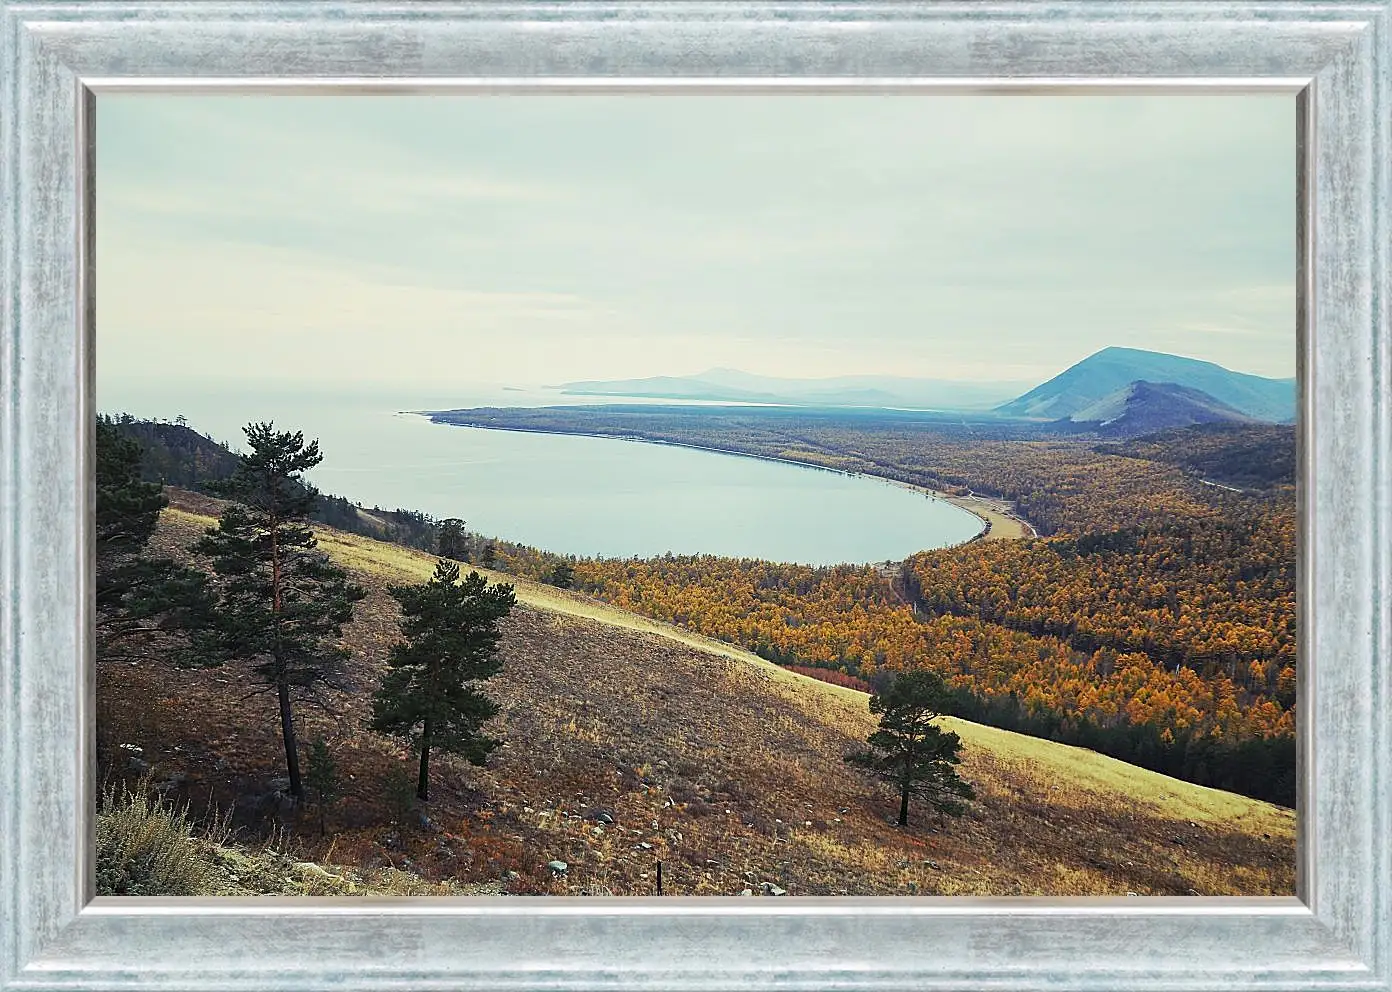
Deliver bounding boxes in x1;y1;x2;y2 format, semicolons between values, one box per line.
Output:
96;94;1296;393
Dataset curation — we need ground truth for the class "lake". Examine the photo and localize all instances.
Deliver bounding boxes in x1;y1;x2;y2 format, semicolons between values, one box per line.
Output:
98;380;984;565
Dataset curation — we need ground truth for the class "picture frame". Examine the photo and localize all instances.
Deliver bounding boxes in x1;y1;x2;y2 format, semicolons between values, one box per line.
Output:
1;1;1388;989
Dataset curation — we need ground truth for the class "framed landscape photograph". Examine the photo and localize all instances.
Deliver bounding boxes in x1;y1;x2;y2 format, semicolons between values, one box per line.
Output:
2;2;1390;991
90;91;1299;900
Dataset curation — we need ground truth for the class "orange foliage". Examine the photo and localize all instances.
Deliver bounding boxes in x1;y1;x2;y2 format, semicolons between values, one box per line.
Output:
483;419;1296;752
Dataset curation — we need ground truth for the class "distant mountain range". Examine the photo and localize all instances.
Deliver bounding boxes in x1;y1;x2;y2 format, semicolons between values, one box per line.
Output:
560;347;1297;429
561;368;1027;411
995;347;1296;424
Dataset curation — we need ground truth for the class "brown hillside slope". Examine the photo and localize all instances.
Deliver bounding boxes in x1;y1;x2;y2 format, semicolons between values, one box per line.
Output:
95;494;1294;897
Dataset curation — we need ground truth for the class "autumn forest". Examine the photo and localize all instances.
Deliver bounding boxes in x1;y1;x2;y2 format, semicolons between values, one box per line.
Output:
438;408;1298;806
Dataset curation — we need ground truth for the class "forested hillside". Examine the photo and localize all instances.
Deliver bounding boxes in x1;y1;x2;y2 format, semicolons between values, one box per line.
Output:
1104;423;1297;491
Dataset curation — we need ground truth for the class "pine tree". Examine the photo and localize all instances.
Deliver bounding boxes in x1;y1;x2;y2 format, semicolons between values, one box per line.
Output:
371;560;515;801
192;423;364;800
437;518;468;562
95;417;214;664
846;669;974;827
548;561;575;589
96;417;166;557
304;737;341;836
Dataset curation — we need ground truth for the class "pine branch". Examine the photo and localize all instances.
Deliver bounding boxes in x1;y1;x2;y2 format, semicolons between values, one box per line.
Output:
235;685;279;704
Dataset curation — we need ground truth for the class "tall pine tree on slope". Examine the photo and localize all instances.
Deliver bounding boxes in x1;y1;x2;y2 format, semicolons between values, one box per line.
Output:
371;559;515;801
846;669;974;828
192;422;364;800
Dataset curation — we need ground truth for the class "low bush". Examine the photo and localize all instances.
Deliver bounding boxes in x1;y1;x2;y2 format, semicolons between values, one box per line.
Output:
95;778;218;896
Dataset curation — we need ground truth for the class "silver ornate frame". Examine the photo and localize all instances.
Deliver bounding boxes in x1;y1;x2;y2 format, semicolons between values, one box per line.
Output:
1;2;1388;990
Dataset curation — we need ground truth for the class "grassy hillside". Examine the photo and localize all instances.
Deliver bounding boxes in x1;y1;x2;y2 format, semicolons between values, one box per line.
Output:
95;492;1295;897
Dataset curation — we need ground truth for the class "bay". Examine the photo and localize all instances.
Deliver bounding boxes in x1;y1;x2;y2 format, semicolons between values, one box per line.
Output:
98;379;984;565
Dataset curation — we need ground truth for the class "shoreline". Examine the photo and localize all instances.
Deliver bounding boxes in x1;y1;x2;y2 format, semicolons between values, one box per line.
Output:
416;413;1037;545
912;486;1037;541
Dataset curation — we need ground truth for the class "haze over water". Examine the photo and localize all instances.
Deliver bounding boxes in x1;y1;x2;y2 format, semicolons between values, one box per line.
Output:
100;381;984;565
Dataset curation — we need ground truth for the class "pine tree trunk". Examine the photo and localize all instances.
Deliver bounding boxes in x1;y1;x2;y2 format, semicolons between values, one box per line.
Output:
417;717;433;801
278;679;302;799
898;782;910;827
270;511;302;799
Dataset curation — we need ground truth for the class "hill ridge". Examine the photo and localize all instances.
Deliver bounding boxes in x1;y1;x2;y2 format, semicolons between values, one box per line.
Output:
1068;380;1257;437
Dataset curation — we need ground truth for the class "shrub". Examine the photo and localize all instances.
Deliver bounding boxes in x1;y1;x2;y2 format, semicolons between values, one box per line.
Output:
95;778;218;896
784;664;873;694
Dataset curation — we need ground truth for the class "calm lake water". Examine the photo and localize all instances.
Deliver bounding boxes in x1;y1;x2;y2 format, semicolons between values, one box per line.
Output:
99;380;983;565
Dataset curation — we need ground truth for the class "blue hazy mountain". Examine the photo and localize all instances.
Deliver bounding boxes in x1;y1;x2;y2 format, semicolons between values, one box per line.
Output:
561;368;1028;411
995;347;1296;423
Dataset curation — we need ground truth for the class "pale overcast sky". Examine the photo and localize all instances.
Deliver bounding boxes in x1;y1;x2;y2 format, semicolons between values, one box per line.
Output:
96;95;1295;391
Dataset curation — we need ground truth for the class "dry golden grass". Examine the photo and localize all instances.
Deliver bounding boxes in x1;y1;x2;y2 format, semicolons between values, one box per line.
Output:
171;505;791;669
94;773;494;897
98;497;1295;897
